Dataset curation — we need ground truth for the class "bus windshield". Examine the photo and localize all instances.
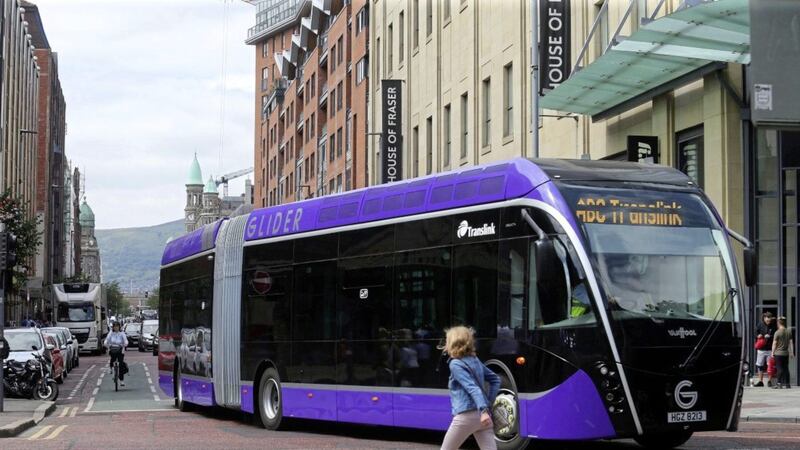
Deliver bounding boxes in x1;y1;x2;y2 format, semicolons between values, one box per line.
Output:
560;184;738;322
57;302;96;322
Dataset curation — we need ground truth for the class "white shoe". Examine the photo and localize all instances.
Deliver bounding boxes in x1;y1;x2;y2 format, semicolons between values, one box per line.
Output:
120;381;125;386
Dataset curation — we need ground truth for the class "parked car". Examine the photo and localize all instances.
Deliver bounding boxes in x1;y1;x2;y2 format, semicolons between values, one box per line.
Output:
139;320;158;352
124;323;140;347
4;328;53;375
43;327;77;373
42;334;65;384
42;329;71;374
152;333;159;356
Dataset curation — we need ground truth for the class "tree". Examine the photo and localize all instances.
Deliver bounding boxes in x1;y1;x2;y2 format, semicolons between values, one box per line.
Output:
0;190;42;291
104;281;128;318
146;287;159;309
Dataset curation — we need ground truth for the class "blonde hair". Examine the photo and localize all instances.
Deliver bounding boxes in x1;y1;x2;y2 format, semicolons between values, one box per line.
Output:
444;326;476;359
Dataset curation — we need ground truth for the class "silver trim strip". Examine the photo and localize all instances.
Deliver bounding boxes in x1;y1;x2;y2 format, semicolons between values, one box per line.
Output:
281;383;449;396
158;370;172;378
181;373;214;383
240;380;254;387
160;249;215;269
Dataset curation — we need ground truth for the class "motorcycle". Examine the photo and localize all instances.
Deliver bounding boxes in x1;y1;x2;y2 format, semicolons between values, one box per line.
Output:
2;346;59;401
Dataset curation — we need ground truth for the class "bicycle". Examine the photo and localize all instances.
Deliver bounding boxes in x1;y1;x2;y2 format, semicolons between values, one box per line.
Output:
109;345;123;391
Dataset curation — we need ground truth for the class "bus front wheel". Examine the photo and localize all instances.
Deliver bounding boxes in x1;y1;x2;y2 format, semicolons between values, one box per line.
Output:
175;370;191;412
257;368;284;430
633;431;693;449
494;373;528;450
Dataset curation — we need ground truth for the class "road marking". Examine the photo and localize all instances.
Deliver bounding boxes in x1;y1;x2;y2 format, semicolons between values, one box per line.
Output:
67;364;96;400
83;408;174;414
150;386;156;393
70;407;78;417
28;425;52;440
59;407;70;418
43;425;68;440
92;387;99;396
153;394;160;401
84;397;95;413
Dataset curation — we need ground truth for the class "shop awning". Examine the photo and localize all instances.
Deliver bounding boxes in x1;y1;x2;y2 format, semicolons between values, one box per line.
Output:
540;0;750;120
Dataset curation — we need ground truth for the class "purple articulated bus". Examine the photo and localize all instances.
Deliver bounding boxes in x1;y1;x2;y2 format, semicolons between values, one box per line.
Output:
158;158;754;449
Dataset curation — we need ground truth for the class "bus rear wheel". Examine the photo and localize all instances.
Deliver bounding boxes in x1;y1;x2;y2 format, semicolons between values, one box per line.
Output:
633;431;693;449
175;370;191;412
494;374;528;450
257;368;284;430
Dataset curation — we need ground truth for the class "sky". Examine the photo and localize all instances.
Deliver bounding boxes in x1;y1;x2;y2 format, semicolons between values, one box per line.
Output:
35;0;255;229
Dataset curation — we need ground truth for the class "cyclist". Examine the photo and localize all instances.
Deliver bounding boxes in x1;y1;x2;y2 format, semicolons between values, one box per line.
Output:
104;321;129;386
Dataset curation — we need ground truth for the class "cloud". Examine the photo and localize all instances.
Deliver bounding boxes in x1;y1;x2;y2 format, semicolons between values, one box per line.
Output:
34;0;256;229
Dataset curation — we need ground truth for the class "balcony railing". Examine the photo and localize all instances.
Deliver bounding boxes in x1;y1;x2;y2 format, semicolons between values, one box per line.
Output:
247;0;303;39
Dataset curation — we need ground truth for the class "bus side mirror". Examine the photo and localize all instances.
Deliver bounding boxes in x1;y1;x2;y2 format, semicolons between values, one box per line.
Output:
744;246;757;287
535;238;569;306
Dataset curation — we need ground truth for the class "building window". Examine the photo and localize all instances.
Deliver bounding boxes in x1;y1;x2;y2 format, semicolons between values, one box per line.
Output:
331;44;336;71
426;116;433;175
413;126;419;177
337;37;343;65
444;104;451;167
503;63;513;138
482;78;491;148
329;179;335;195
262;41;268;58
426;0;432;37
460;92;468;159
337;128;343;157
310;73;316;97
376;37;381;77
444;0;451;21
330;134;336;161
336;174;343;193
261;67;269;91
677;126;704;187
337;81;343;110
399;12;405;64
330;88;336;118
388;23;394;73
356;7;368;34
356;57;368;84
413;0;419;48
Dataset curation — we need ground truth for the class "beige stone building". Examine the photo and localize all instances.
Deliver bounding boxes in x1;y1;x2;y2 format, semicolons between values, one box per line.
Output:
370;0;800;380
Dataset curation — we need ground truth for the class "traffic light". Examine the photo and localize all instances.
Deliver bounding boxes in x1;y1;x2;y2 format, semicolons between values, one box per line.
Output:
0;231;17;271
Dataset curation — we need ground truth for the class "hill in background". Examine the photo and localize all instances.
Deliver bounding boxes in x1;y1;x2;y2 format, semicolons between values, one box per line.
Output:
96;219;184;293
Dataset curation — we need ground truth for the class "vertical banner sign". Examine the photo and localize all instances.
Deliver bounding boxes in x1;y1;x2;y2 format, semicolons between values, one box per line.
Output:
382;80;403;183
539;0;571;94
627;135;659;163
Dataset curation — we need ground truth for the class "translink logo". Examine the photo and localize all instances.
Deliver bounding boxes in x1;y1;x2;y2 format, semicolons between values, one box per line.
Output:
457;220;496;239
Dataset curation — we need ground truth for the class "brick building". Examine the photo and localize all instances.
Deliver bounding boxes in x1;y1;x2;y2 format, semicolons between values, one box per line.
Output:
245;0;369;207
25;0;68;300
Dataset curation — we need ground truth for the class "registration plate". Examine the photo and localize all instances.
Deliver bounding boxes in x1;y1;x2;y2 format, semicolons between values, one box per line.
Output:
667;410;706;423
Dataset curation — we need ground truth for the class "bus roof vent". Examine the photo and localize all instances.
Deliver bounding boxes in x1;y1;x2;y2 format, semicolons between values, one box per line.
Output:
430;185;454;204
319;206;338;223
338;202;359;219
404;190;426;208
382;194;404;211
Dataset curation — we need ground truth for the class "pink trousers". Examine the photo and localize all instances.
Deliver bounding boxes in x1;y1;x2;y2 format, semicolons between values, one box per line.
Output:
441;410;497;450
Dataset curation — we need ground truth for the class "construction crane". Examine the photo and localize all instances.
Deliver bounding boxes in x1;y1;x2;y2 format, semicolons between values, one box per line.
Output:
215;167;254;197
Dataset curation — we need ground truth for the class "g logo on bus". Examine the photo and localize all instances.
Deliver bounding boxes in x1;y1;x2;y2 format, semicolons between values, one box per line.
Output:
674;380;698;410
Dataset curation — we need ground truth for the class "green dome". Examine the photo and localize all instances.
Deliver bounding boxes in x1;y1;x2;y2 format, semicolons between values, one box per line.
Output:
204;176;218;194
187;154;203;185
79;200;95;226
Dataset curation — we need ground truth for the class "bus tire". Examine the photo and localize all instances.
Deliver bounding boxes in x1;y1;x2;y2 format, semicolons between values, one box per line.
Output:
494;373;528;450
175;370;192;412
257;368;284;430
633;431;693;449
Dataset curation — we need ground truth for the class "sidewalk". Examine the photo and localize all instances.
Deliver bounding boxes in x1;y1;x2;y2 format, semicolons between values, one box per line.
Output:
0;399;56;438
741;384;800;423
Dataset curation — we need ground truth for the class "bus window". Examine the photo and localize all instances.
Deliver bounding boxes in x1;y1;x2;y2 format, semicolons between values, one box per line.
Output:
529;236;596;329
394;248;451;335
452;241;498;338
245;266;292;342
340;225;394;257
292;262;336;340
294;234;338;262
395;217;453;251
338;255;392;340
498;238;527;336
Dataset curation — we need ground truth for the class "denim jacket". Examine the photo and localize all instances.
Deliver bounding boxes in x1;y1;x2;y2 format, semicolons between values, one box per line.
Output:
448;355;501;416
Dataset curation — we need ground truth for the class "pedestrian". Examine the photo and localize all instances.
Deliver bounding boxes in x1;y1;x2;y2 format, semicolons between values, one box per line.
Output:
440;326;501;450
754;312;777;386
772;316;795;389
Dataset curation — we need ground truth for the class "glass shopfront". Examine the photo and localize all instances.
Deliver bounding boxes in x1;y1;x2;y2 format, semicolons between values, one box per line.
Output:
754;129;800;384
